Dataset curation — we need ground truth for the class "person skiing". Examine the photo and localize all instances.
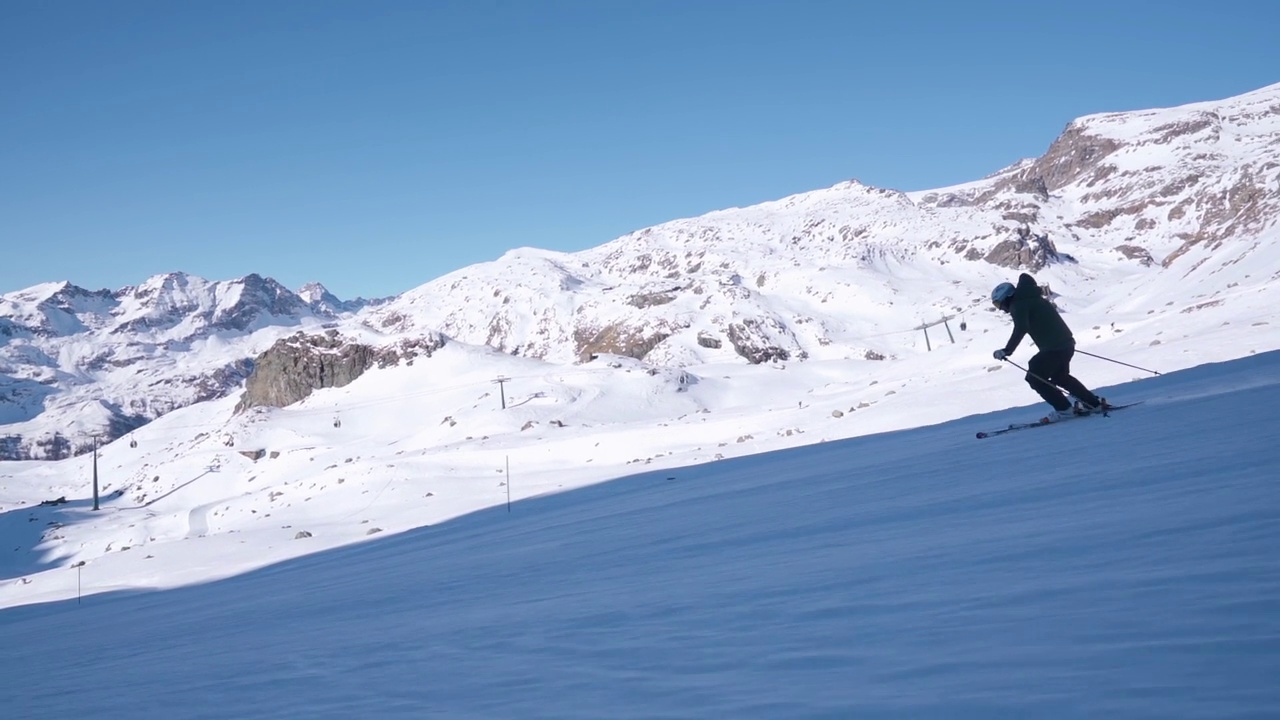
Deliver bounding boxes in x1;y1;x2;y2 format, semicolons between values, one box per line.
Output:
991;273;1107;422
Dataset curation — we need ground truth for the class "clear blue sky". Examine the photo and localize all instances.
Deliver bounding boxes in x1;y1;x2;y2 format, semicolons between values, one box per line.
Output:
3;0;1277;300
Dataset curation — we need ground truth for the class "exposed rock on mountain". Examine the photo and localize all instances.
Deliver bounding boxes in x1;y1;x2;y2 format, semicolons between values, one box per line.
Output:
725;317;796;365
236;331;378;412
983;228;1072;271
235;330;447;412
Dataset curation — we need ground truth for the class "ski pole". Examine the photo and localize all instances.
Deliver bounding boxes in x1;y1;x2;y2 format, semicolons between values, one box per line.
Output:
1075;349;1162;376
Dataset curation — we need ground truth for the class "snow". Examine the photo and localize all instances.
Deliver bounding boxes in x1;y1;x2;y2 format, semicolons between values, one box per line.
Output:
1;349;1278;718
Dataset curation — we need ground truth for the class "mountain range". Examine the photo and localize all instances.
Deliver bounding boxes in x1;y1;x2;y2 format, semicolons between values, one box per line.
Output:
2;82;1278;460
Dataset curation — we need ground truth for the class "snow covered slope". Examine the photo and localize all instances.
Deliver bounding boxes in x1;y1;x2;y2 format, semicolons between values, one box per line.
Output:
2;350;1277;718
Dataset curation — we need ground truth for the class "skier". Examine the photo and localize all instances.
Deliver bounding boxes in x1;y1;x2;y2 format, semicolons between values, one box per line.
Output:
991;273;1108;422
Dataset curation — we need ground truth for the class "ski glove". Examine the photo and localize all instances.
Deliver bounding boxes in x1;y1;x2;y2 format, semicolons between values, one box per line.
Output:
993;349;1009;361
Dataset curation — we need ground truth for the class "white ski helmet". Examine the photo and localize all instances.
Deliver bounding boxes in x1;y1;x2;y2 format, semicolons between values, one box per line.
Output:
991;282;1015;310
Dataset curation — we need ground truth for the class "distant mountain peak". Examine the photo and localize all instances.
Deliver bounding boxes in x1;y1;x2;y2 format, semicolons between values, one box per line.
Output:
298;282;334;302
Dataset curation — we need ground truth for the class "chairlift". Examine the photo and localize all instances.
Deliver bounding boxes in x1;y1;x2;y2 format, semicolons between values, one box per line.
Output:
333;415;342;429
129;438;138;449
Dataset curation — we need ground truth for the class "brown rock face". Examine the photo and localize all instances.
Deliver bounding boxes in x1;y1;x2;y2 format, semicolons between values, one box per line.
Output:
1023;122;1124;193
982;229;1069;272
573;323;672;362
235;330;445;411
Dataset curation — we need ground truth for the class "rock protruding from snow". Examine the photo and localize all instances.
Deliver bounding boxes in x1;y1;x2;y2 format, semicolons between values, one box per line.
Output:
236;331;377;412
235;330;446;412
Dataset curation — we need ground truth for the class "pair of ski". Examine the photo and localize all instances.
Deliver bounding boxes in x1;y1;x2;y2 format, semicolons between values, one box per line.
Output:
975;401;1142;439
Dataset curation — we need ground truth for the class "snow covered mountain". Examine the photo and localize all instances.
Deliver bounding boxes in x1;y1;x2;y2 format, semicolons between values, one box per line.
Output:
0;273;375;458
372;82;1280;366
2;82;1279;460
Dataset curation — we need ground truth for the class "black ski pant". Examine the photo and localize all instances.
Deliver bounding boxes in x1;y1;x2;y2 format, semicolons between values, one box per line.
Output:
1026;348;1101;411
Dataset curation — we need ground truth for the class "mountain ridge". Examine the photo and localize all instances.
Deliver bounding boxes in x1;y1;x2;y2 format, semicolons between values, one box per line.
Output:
3;82;1278;458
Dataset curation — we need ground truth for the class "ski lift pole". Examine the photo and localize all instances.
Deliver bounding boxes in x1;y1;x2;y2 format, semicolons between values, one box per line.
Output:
493;376;509;409
91;435;100;511
1075;350;1162;376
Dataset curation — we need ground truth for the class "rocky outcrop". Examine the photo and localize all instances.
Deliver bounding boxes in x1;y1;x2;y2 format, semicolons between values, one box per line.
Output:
1012;175;1050;201
236;331;375;411
696;332;722;349
1115;244;1156;266
1018;122;1123;193
235;330;446;412
983;229;1072;271
627;289;680;308
1162;165;1277;267
574;323;672;362
725;317;793;364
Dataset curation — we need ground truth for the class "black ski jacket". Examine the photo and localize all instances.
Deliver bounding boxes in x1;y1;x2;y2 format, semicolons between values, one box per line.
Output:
1002;273;1075;355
